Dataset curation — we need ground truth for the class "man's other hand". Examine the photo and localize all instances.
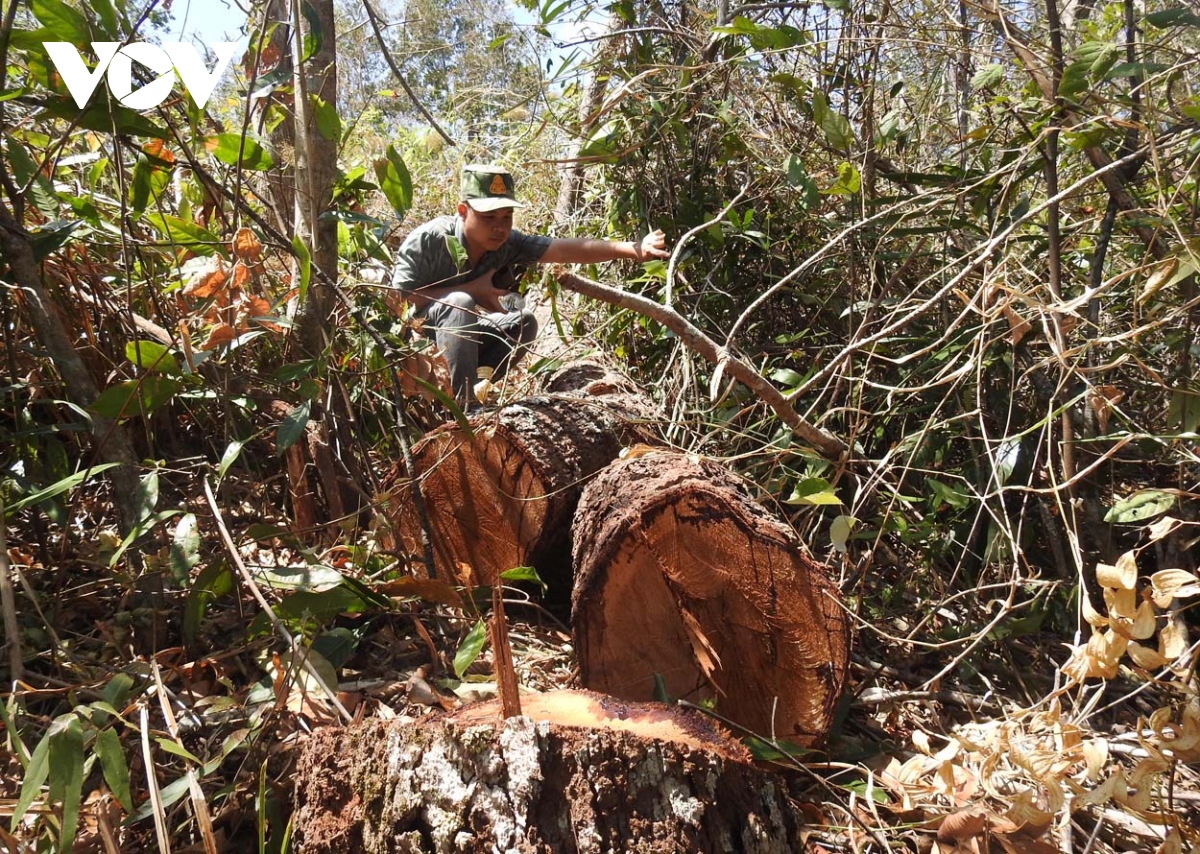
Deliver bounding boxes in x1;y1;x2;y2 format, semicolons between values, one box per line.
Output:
637;229;670;261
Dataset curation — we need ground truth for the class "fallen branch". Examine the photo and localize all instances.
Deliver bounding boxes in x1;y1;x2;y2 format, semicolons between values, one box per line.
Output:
554;268;848;461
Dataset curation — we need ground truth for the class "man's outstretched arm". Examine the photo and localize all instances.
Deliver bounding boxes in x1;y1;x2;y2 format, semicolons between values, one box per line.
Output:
538;229;670;265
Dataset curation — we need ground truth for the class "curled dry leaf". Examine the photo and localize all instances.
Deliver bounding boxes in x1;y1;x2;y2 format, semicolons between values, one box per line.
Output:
1080;738;1108;783
184;258;228;298
1150;568;1200;607
935;807;988;843
1096;550;1138;590
1002;303;1031;346
231;261;251;291
201;323;237;351
1087;384;1124;434
1146;515;1183;543
142;138;175;165
395;351;452;402
1159;619;1188;662
1125;641;1167;670
232;227;263;263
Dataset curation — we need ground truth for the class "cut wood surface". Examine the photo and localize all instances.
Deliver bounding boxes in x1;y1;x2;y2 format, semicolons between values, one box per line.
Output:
384;364;654;588
572;449;851;746
291;689;801;853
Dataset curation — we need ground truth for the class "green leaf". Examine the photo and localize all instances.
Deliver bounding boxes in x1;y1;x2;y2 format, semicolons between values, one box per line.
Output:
125;340;181;375
30;0;91;42
444;235;468;270
183;560;234;646
102;673;137;709
5;135;58;218
90;375;184;420
12;729;51;832
454;619;487;679
170;513;201;584
216;440;245;484
1105;490;1176;523
47;714;83;853
813;91;853;152
499;565;547;592
38;99;168;139
301;0;324;60
770;367;804;387
577;119;621;159
107;509;181;568
373;144;413;219
94;729;133;813
830;514;857;553
785;477;843;506
145;213;224;254
153;736;202;765
4;463;120;516
276;400;311;456
1145;7;1200;28
132;470;159;524
130;154;152;217
291;235;312;304
206;133;275;171
312;628;362;670
823;161;861;195
129;774;190;822
30;219;83;260
312;95;341;141
971;64;1005;90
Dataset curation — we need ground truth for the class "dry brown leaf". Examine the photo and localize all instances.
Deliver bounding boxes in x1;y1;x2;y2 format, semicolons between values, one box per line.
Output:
142;138;175;165
1003;303;1032;346
1097;551;1138;591
1139;257;1179;305
231;261;251;292
1154;829;1183;854
1132;599;1157;639
201;323;237;350
1150;568;1200;607
1146;515;1184;543
678;606;722;686
994;832;1061;854
1126;641;1167;669
1159;619;1188;661
231;226;263;262
1088;384;1124;433
377;577;463;608
936;808;988;843
183;259;228;299
395;351;453;402
1080;739;1108;783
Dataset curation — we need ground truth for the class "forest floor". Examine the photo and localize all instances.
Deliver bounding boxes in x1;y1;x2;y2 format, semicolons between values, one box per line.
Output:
2;317;1199;852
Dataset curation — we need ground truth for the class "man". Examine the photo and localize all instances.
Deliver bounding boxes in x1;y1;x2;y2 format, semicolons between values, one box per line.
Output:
390;164;670;405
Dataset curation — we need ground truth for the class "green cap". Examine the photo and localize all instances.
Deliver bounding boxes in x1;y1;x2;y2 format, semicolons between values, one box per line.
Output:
460;164;523;212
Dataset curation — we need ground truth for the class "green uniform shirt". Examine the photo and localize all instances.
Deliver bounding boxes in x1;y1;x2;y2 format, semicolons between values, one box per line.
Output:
390;215;552;300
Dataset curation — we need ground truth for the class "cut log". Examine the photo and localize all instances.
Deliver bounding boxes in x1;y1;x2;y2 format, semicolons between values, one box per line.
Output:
383;372;654;589
572;450;851;746
291;689;802;853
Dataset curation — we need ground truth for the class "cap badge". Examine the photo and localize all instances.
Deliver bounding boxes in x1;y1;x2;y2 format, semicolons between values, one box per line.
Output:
489;174;508;195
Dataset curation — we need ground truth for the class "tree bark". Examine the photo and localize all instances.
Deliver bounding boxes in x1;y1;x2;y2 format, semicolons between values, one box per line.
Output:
572;450;851;746
291;690;802;854
383;385;654;590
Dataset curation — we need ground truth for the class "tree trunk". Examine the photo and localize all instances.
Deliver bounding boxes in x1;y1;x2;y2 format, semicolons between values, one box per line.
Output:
572;450;851;747
291;690;802;854
0;209;142;532
383;385;653;589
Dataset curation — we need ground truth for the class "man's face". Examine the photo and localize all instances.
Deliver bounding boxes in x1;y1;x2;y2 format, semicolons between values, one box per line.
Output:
459;204;514;253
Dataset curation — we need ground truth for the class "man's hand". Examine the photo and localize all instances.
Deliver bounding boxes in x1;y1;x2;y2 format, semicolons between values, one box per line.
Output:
459;269;509;313
635;229;670;261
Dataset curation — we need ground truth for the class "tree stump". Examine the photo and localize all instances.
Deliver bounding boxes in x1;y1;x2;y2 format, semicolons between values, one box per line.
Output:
383;365;654;589
290;689;802;853
572;450;851;746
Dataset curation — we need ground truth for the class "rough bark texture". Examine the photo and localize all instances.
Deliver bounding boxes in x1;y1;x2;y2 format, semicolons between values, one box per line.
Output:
291;690;801;854
572;450;851;746
384;379;653;589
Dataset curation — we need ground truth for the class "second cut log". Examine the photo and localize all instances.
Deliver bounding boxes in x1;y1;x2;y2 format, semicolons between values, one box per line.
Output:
572;449;851;746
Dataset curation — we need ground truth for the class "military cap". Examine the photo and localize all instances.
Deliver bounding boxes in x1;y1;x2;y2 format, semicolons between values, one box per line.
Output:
460;164;523;212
